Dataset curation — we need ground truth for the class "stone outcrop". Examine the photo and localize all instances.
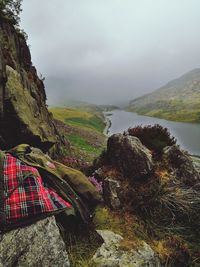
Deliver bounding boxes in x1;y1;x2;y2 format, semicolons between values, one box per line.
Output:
0;18;64;154
103;178;121;209
0;216;70;267
163;145;200;185
92;230;161;267
107;134;153;179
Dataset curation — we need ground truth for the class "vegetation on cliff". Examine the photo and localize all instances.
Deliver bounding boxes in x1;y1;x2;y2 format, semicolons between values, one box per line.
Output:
0;0;22;26
0;15;64;156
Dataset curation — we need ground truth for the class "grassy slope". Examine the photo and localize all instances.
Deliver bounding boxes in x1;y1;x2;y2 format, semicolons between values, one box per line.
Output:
128;95;200;123
50;106;106;163
127;69;200;123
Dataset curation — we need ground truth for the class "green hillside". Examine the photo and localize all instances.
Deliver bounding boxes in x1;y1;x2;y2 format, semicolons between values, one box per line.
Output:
50;105;106;165
127;69;200;123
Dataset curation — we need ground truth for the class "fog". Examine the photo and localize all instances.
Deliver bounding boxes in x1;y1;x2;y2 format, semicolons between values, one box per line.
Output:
20;0;200;105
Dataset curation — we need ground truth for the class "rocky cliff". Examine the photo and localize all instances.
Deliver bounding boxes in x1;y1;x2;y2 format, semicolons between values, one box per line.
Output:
0;17;63;154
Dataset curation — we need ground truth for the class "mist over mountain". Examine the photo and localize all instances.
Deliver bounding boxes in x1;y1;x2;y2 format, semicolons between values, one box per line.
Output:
20;0;200;105
127;69;200;122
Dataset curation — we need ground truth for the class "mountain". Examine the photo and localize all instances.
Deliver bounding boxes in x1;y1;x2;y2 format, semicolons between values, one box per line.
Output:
127;69;200;122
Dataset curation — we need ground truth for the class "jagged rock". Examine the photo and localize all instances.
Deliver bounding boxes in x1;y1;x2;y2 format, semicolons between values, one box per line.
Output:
0;216;70;267
103;178;121;209
0;18;65;156
92;230;161;267
107;134;153;179
163;145;200;185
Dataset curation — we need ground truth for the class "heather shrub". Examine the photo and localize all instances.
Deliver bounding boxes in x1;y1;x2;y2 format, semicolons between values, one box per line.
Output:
126;124;176;156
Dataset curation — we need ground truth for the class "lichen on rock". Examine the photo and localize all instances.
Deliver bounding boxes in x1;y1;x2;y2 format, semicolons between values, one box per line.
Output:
92;230;161;267
0;17;64;156
0;216;70;267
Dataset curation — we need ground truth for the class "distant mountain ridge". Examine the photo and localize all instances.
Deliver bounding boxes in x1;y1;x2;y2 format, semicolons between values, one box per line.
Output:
127;69;200;122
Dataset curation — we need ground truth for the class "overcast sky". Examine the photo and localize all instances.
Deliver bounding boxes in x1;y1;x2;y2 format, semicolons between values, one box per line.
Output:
20;0;200;105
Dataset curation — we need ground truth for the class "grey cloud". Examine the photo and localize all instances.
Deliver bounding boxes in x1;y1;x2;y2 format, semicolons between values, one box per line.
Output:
20;0;200;105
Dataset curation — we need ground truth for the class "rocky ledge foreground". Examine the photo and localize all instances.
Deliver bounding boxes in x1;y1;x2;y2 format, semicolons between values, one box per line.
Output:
0;217;70;267
1;131;200;266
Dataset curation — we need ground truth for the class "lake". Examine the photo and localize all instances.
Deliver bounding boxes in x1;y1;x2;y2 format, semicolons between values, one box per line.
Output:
105;109;200;156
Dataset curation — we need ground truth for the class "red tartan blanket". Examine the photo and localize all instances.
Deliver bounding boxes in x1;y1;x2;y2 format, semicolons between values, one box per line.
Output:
0;153;72;228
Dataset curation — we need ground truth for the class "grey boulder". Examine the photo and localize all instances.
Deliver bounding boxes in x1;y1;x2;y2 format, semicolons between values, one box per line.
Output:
0;216;70;267
107;134;153;180
92;230;161;267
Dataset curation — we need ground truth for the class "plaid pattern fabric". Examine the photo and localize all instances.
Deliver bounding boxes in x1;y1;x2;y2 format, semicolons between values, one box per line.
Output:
1;153;71;225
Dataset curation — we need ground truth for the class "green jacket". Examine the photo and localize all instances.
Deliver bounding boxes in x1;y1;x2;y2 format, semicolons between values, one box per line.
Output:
7;144;102;223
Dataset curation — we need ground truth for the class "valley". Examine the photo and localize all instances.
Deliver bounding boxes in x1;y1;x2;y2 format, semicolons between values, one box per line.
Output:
49;104;107;167
127;69;200;123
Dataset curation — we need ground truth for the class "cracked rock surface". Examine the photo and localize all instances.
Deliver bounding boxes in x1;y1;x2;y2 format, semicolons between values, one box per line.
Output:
0;216;70;267
92;230;161;267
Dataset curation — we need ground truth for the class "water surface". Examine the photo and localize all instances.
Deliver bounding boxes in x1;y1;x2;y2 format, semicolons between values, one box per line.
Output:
105;110;200;156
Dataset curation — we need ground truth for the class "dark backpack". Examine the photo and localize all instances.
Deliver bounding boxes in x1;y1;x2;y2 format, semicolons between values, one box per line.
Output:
0;151;74;233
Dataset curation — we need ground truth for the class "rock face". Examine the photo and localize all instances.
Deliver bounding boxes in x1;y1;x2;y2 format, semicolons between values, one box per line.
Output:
163;145;200;185
0;216;70;267
0;18;63;154
107;134;153;179
103;178;121;209
92;230;160;267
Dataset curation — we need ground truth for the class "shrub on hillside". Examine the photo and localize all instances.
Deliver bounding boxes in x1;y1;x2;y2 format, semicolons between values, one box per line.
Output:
126;124;176;156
